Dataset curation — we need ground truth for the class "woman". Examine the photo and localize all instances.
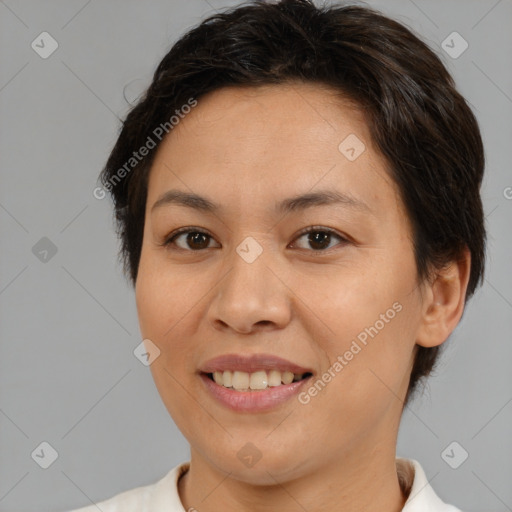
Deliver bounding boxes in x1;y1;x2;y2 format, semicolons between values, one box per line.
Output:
70;0;485;510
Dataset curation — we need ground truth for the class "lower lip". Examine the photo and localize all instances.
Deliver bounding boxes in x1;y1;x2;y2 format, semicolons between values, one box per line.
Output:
200;373;312;412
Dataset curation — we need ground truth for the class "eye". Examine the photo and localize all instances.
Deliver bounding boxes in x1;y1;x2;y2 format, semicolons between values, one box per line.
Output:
163;227;219;251
290;226;349;252
162;226;349;252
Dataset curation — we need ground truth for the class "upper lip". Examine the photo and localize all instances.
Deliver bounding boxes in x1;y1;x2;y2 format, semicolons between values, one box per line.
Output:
200;353;313;375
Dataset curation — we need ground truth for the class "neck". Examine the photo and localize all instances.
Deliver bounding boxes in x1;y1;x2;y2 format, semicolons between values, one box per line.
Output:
178;444;407;512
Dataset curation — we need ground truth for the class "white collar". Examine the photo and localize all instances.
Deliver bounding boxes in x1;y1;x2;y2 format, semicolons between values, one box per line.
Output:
164;459;461;511
74;459;461;511
398;458;462;511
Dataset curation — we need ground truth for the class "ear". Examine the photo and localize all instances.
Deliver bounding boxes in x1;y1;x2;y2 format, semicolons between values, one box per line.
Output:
416;248;471;348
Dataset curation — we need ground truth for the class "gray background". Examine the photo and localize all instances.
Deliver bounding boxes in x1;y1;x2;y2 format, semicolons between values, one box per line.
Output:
0;0;511;511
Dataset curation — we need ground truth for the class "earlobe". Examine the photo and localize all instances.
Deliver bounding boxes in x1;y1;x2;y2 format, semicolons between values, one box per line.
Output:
416;248;471;348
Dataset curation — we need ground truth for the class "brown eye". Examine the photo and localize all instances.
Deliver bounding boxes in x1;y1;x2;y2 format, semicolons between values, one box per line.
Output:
291;227;348;252
163;226;348;253
165;229;218;251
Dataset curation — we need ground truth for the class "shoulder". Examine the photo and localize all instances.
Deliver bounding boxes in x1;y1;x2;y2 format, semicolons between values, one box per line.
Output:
398;458;463;512
66;462;189;512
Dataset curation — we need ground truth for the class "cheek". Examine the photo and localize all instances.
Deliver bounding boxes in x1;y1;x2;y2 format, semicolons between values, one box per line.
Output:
306;255;419;403
135;252;217;377
135;258;206;437
302;257;412;342
136;252;199;337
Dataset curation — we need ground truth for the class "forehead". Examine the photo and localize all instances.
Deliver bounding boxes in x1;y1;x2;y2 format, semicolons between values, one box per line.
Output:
146;82;403;220
168;82;372;158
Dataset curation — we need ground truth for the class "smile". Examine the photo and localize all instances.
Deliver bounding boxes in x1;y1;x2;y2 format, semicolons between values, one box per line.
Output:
206;369;312;391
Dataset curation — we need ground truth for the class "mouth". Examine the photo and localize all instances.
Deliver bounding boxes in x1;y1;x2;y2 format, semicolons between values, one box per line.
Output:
202;370;313;392
198;353;314;412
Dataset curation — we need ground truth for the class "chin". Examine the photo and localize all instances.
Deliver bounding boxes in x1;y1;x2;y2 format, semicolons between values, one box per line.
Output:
204;443;311;485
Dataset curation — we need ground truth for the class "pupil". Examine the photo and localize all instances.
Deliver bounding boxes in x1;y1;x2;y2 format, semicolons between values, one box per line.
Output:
309;231;330;250
188;232;208;249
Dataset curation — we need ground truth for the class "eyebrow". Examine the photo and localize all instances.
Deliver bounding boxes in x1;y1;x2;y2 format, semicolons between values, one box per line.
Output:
151;188;372;215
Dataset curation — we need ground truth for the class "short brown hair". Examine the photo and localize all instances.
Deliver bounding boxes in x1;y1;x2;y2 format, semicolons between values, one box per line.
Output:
99;0;486;404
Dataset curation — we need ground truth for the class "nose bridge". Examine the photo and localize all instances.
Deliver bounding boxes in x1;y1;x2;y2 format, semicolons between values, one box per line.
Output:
225;234;275;306
208;234;291;332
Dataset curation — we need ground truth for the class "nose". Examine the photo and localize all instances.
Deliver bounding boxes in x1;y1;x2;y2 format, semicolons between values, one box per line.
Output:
207;243;292;334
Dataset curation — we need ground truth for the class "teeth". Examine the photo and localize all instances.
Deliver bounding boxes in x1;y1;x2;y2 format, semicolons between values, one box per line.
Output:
250;370;268;390
282;371;294;385
232;371;250;390
268;370;282;387
223;370;233;387
210;370;307;391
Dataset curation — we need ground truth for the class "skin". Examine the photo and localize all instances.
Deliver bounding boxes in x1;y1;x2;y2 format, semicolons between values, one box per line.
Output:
135;82;471;512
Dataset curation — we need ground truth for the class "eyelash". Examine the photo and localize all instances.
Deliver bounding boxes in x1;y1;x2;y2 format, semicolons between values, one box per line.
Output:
162;226;350;254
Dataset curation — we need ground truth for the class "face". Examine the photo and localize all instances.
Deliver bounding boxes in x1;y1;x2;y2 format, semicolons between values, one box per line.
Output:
135;82;425;484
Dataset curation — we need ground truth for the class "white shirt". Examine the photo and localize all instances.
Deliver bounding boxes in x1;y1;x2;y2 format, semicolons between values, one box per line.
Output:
68;458;462;511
